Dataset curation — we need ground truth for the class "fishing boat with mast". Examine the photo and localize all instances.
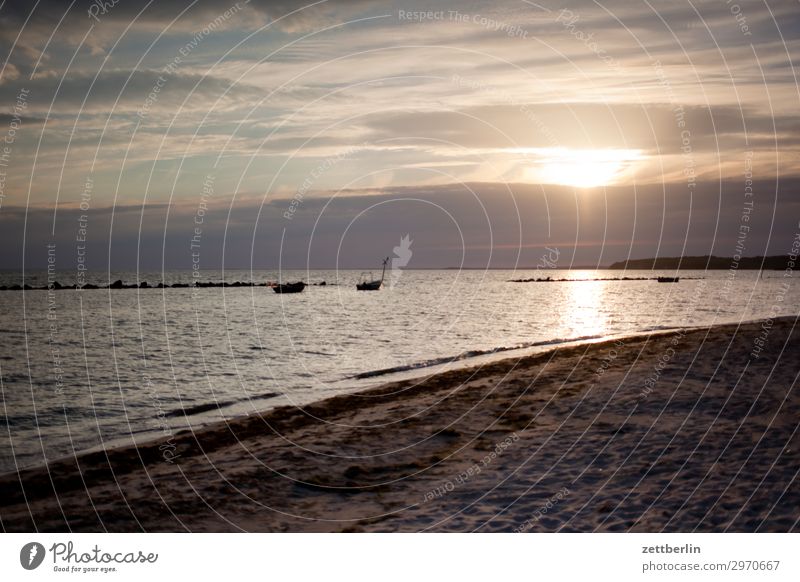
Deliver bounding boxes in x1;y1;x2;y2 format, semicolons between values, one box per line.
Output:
357;257;389;291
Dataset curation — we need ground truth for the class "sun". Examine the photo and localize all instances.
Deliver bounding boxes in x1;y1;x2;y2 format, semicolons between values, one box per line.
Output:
517;147;643;188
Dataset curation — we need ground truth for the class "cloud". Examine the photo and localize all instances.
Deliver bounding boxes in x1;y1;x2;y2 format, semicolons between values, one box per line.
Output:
0;0;384;51
0;68;261;114
0;62;21;84
360;102;796;153
0;112;45;125
0;0;797;217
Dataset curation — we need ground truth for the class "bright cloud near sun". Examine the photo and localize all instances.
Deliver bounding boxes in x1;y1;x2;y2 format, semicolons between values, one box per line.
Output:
516;148;646;188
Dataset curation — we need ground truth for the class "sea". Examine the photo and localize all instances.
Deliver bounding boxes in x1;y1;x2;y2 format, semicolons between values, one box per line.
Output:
0;268;795;473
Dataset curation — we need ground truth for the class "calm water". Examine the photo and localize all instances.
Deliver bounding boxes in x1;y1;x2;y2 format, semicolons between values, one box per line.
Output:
0;269;795;472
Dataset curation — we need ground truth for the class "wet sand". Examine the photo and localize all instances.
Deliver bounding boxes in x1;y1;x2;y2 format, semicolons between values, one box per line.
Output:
1;317;798;532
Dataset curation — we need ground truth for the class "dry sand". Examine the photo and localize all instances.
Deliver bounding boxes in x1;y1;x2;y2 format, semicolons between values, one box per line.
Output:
2;317;799;532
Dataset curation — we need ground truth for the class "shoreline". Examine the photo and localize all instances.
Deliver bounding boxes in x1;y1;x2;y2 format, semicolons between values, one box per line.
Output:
0;322;704;477
1;316;798;532
0;326;670;476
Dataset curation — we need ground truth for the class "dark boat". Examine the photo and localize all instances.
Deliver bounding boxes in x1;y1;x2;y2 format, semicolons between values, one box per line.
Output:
357;257;389;291
657;276;680;283
272;281;306;294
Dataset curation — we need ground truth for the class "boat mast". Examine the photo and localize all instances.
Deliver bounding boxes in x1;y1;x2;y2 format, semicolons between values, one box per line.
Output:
380;257;389;284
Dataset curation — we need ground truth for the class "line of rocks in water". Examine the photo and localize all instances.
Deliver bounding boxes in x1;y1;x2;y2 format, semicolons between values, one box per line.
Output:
508;276;703;283
0;280;332;291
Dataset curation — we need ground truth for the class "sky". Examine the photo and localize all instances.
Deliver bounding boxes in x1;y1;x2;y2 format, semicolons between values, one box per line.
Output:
0;0;798;270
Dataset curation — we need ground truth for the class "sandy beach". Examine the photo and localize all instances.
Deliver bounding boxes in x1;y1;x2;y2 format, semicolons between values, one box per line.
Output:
2;317;798;532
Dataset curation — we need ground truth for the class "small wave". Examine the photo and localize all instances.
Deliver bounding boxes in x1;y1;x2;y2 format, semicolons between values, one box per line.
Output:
164;400;237;418
639;325;685;332
250;391;280;401
165;392;281;418
349;335;606;380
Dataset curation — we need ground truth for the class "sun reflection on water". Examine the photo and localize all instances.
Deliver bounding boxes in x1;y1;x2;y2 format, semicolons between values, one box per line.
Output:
562;274;610;338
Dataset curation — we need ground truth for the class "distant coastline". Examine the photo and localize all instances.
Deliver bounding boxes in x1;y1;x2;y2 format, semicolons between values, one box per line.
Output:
441;255;789;270
607;255;791;270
